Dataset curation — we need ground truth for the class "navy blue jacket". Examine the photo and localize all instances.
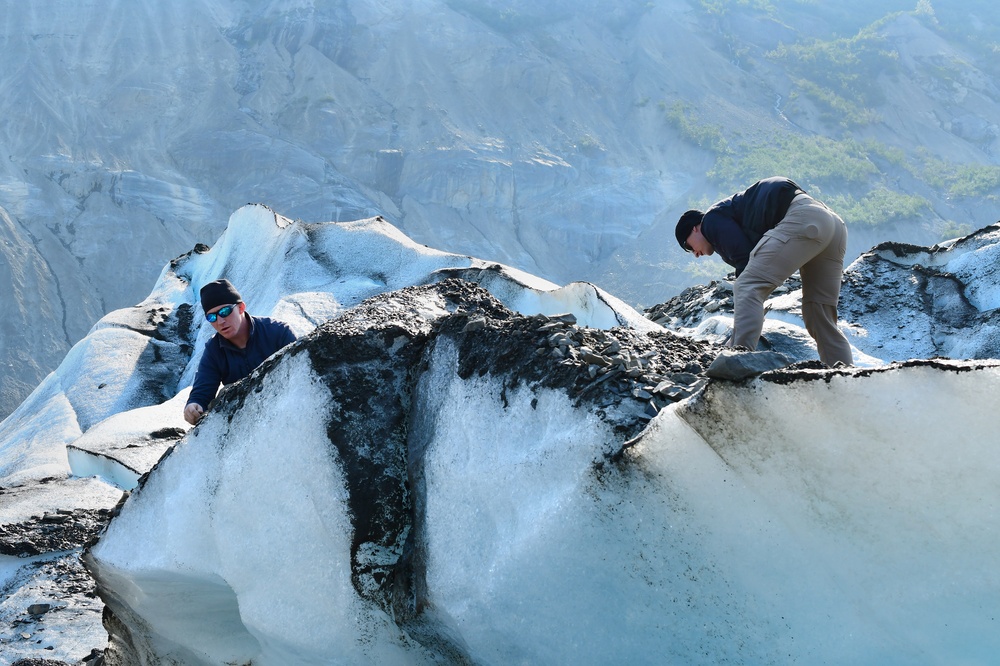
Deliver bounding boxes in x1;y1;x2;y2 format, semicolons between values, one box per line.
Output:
186;314;297;409
700;177;803;276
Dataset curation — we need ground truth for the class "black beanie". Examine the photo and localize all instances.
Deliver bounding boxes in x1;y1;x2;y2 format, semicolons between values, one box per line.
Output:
675;209;705;251
200;279;243;312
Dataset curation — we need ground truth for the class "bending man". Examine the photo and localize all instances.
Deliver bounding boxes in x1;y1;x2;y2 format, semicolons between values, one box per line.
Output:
184;279;297;425
675;176;853;366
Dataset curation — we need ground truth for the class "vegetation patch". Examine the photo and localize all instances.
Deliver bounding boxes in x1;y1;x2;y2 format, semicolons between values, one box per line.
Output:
825;188;929;227
698;0;781;16
664;101;945;231
670;2;1000;236
767;18;900;127
915;153;1000;198
709;134;878;188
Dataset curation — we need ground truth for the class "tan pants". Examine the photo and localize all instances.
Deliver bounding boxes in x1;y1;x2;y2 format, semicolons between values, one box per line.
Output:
732;195;854;366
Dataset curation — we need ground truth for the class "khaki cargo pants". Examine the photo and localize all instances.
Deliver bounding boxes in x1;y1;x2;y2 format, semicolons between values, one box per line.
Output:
732;195;854;366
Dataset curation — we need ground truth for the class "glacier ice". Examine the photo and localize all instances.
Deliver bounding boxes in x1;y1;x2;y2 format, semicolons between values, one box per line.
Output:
2;205;1000;664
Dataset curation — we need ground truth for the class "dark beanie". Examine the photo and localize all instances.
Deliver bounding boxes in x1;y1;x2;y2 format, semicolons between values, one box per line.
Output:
200;279;243;312
675;209;705;252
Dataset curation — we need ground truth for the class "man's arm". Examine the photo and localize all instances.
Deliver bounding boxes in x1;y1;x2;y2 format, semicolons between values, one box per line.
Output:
702;212;755;276
185;342;223;425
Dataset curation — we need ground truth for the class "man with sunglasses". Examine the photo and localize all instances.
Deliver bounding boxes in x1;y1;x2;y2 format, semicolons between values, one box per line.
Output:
183;279;297;425
674;176;853;367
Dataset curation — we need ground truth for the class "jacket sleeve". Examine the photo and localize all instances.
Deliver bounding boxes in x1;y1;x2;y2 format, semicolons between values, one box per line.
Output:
702;212;755;277
187;341;223;408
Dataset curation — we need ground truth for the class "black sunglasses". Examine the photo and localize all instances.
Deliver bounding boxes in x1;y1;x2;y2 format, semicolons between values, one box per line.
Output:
206;304;237;323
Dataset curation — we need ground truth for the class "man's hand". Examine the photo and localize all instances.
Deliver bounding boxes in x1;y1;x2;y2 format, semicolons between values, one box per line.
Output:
184;402;205;425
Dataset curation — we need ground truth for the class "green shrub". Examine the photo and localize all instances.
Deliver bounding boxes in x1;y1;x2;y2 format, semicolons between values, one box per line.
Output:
792;79;882;127
915;153;1000;198
697;0;780;16
663;97;988;231
766;16;901;126
938;220;974;241
825;188;929;227
948;166;1000;197
665;102;729;152
709;134;877;188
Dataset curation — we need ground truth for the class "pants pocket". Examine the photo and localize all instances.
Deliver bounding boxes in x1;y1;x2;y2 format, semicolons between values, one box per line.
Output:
750;230;788;260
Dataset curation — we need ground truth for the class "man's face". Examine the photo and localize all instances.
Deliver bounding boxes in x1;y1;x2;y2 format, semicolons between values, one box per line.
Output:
207;302;246;340
686;224;714;258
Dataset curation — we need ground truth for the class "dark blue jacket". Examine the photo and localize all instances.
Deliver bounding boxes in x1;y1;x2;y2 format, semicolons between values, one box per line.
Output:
186;314;297;408
700;177;803;276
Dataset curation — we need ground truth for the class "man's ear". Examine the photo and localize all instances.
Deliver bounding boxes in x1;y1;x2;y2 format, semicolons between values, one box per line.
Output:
238;302;247;315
